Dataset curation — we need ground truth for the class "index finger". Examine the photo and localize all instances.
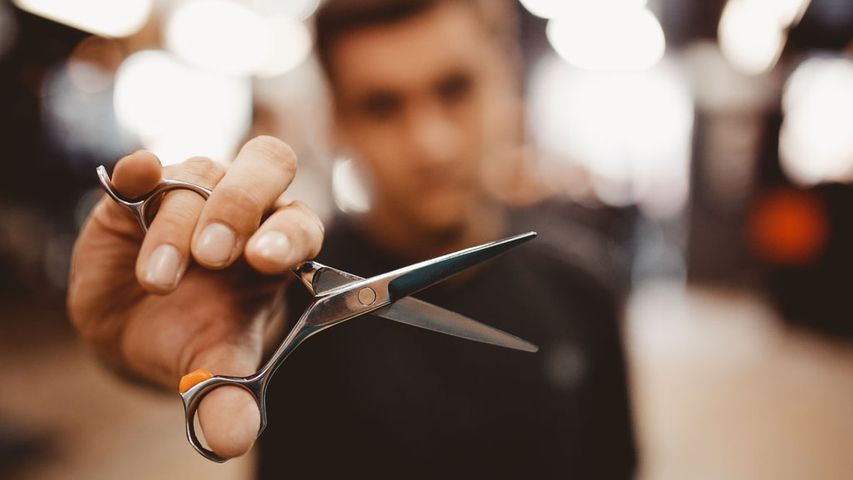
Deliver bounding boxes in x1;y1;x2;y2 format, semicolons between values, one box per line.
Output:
191;136;298;268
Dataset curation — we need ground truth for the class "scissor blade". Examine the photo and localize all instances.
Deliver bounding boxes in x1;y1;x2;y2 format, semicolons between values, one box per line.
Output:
374;297;538;352
387;231;537;301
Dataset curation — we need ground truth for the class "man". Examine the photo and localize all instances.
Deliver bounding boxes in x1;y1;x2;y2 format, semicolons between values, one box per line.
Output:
68;0;636;477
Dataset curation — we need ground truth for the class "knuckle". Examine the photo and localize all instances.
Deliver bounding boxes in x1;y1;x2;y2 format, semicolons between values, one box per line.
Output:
69;305;107;345
155;193;200;229
288;199;309;212
216;184;265;217
287;223;314;257
180;156;224;184
247;135;297;173
289;200;324;234
291;217;322;257
293;219;314;239
181;156;214;173
287;200;313;221
77;320;102;344
153;208;195;234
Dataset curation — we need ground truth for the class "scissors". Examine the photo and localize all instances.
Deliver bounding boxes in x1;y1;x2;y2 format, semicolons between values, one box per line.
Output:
96;165;538;462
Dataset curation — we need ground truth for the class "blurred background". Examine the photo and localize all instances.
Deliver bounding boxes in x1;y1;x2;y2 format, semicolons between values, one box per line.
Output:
0;0;851;478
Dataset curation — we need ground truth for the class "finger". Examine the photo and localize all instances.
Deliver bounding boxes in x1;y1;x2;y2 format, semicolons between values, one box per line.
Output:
68;151;162;347
112;151;162;197
191;136;298;269
90;151;162;236
244;200;324;274
188;342;263;459
135;157;225;293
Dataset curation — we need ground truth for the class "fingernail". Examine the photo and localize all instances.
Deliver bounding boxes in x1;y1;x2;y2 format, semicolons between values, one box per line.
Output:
253;231;290;264
145;244;181;289
197;223;236;266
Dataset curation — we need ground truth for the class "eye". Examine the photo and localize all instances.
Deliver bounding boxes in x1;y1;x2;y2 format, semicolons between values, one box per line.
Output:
358;92;403;121
435;72;473;105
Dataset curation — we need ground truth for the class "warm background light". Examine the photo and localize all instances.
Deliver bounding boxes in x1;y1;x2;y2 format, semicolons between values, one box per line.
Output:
520;0;647;20
164;0;312;77
779;56;853;186
165;0;270;76
528;55;693;218
545;4;665;71
13;0;152;37
718;0;811;75
255;15;312;78
113;50;251;166
332;157;371;214
747;188;828;265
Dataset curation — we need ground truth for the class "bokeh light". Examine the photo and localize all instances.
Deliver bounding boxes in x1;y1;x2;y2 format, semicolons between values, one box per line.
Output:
520;0;647;19
67;36;124;93
545;4;664;71
165;0;269;76
718;0;785;75
717;0;811;75
41;42;134;167
255;16;312;78
165;0;312;77
779;56;853;186
332;157;370;214
113;50;251;166
529;54;693;218
13;0;151;37
252;0;320;20
747;188;827;265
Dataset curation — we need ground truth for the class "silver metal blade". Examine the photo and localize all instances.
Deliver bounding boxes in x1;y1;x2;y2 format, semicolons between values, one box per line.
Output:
291;236;540;353
372;297;539;353
386;232;537;302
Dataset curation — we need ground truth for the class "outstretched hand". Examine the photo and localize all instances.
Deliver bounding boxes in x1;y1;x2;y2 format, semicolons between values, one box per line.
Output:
68;136;324;458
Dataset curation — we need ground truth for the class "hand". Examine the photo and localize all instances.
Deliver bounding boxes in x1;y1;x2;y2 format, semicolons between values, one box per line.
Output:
67;136;324;459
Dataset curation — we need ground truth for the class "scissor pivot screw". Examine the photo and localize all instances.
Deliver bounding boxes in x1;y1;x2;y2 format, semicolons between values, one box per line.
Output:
357;287;377;306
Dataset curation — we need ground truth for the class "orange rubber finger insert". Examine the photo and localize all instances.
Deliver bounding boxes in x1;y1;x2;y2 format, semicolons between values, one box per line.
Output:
179;368;213;393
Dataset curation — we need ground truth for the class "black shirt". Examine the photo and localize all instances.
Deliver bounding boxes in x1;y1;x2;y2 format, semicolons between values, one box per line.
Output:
258;204;636;479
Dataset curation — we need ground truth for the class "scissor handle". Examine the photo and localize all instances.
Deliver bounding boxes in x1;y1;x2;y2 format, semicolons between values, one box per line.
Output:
179;373;269;463
176;314;318;462
96;165;213;232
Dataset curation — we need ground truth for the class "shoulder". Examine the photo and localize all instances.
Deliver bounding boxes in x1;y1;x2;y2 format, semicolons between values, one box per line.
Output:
507;198;635;302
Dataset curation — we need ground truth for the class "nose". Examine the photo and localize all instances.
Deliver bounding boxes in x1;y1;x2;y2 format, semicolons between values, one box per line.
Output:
404;104;462;167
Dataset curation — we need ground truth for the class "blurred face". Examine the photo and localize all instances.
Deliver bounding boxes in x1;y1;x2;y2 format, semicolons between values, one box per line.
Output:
330;2;503;235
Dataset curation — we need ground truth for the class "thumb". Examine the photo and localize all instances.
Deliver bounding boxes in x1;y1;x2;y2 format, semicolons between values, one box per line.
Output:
182;342;262;459
111;150;163;198
89;150;163;236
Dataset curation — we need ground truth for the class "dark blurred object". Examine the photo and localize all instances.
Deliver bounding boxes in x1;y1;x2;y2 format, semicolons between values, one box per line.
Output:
752;184;853;339
0;3;92;208
0;202;77;297
788;0;853;50
0;421;53;477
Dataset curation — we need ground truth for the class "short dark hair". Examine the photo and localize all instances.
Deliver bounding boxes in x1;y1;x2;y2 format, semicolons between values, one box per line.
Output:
314;0;517;85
